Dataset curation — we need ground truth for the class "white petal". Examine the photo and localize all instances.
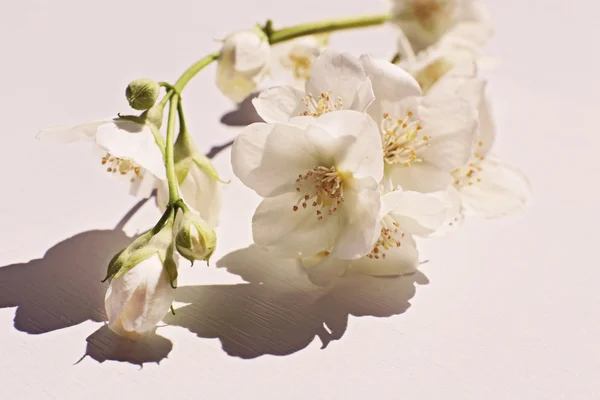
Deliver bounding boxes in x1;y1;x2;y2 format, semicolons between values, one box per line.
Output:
232;32;270;73
311;110;384;182
387;162;453;193
306;50;375;112
350;232;419;277
231;122;272;186
477;95;496;156
459;157;532;218
332;176;381;260
179;164;222;227
234;122;326;197
388;191;454;236
360;54;422;121
105;255;175;335
95;120;166;180
252;86;305;123
418;95;478;172
252;191;341;258
37;120;109;143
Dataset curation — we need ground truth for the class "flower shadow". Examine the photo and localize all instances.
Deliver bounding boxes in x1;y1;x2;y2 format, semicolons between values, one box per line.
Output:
79;325;172;368
219;92;263;127
0;228;132;334
164;245;428;359
0;196;175;366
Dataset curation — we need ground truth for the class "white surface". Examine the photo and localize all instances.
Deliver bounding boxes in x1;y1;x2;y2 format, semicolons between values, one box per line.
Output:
0;0;599;399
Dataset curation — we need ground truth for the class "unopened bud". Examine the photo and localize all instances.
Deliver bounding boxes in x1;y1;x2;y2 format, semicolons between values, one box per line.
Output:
175;211;216;263
126;78;160;110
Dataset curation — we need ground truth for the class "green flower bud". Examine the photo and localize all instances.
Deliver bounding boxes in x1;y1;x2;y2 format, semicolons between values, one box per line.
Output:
174;211;217;263
126;78;160;110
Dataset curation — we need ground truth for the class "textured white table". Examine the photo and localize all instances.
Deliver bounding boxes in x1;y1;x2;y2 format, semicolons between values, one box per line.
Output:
1;0;598;399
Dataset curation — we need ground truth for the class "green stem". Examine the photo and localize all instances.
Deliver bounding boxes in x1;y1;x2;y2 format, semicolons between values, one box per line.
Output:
269;13;392;44
165;95;181;204
177;100;187;133
172;52;221;94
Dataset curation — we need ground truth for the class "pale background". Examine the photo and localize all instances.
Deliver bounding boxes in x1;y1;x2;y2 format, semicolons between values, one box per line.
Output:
0;0;598;399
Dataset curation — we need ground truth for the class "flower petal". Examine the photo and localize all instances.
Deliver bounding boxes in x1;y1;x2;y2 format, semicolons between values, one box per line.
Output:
252;191;341;258
387;162;453;193
95;120;166;180
178;164;222;227
105;255;175;335
306;50;375;112
350;232;418;277
234;122;329;197
459;157;532;218
360;54;422;121
332;176;381;260
311;110;384;182
388;190;455;236
37;120;109;143
252;86;305;123
419;96;478;172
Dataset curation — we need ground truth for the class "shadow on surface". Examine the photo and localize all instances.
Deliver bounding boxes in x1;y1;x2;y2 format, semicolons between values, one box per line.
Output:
0;229;132;334
0;197;155;334
219;92;263;127
79;325;172;367
165;245;428;359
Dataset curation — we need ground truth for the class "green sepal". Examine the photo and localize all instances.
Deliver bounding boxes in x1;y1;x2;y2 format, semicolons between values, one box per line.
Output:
173;129;228;184
110;231;157;280
162;243;179;289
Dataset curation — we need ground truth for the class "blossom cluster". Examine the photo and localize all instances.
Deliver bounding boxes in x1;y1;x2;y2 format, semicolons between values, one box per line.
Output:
36;0;529;338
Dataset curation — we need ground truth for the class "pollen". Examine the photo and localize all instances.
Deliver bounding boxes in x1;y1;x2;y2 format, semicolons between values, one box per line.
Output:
292;165;345;220
452;143;487;188
101;152;144;182
380;110;431;166
301;91;343;117
367;217;404;260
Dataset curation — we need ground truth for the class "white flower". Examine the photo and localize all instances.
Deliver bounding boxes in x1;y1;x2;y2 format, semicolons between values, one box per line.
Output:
253;50;478;194
391;0;493;52
232;110;384;260
300;190;455;286
216;29;271;103
37;118;165;198
252;50;376;123
427;64;531;220
270;35;328;88
105;253;176;337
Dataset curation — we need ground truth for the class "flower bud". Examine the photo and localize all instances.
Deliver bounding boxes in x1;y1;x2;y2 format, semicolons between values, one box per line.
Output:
174;211;216;263
105;253;176;337
126;78;160;110
216;27;271;103
103;225;178;338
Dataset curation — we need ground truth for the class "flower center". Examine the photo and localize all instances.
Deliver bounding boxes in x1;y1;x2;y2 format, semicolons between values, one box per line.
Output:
367;216;405;260
101;152;144;182
301;91;343;117
452;141;485;188
380;110;430;166
408;0;456;31
292;166;345;220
